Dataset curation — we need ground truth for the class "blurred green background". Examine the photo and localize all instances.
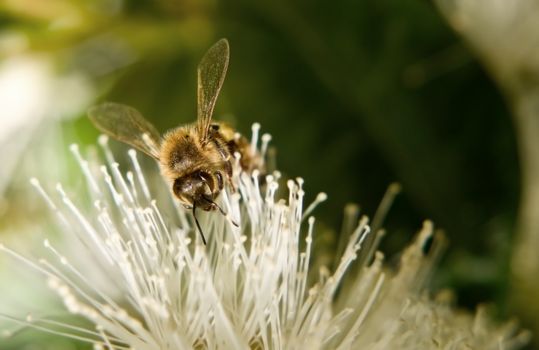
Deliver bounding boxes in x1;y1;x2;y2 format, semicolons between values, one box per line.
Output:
0;0;534;348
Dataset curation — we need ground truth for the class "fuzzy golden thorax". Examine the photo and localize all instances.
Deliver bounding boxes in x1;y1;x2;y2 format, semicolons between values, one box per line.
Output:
158;123;232;210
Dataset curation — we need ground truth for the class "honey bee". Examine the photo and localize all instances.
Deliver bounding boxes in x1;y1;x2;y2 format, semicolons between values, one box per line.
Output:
88;39;258;245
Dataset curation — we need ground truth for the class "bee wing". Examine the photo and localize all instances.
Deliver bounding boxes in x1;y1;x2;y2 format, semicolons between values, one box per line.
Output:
196;38;230;142
88;102;161;159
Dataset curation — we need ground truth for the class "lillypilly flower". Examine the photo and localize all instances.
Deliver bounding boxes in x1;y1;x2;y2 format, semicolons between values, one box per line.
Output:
0;125;530;349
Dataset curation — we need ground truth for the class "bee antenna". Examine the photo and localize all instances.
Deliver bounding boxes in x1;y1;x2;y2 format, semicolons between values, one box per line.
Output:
192;204;207;245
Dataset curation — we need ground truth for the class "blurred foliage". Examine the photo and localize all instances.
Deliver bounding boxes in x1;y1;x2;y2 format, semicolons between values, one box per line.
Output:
0;0;526;346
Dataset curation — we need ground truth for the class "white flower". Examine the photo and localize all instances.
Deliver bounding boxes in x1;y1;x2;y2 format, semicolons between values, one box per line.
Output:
0;126;530;349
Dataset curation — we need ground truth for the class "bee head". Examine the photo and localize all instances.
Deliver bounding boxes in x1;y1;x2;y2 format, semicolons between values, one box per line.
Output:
173;171;219;211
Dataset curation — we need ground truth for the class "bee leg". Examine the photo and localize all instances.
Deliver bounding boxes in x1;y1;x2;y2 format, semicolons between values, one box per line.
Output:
202;195;239;228
203;195;226;214
224;160;237;193
228;179;237;193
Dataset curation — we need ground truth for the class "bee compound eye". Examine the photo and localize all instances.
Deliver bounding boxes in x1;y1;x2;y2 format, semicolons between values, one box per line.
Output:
199;171;210;181
198;172;213;190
